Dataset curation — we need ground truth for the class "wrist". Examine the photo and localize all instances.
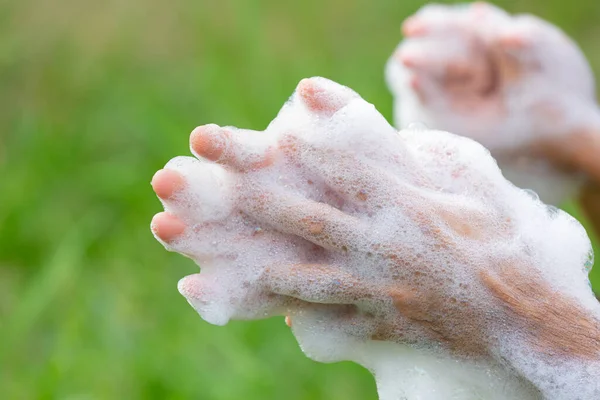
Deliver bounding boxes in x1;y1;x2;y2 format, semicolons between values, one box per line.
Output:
480;265;600;398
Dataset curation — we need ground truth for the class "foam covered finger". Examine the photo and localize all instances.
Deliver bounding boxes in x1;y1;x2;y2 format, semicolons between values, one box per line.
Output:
282;135;407;209
160;156;234;223
489;14;589;88
178;272;292;324
401;16;428;37
396;41;497;102
396;38;462;75
241;189;368;251
401;2;508;38
151;212;186;243
152;169;185;200
400;5;466;38
296;77;359;115
190;124;274;171
262;263;377;304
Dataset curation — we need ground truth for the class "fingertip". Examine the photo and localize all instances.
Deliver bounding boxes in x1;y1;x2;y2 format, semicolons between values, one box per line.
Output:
152;169;185;200
395;51;421;69
297;78;330;112
178;273;205;300
297;78;316;96
297;78;352;114
190;124;228;162
402;17;427;37
471;1;492;17
151;212;186;242
285;315;292;327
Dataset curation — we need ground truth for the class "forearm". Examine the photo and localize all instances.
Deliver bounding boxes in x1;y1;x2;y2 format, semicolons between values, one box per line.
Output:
481;266;600;399
500;331;600;400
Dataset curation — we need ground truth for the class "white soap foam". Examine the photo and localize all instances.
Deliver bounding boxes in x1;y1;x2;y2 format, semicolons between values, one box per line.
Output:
156;76;598;399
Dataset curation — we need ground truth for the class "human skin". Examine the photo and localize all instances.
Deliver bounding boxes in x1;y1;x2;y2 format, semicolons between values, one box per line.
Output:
152;78;600;399
385;2;600;236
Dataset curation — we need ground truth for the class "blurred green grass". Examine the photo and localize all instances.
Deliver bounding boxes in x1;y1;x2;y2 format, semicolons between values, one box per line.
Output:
1;0;599;398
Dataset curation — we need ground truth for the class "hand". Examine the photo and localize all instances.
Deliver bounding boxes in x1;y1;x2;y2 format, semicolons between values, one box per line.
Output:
151;78;598;378
386;2;600;208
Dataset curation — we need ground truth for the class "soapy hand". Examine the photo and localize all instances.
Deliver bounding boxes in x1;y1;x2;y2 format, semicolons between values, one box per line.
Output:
151;77;596;375
386;2;600;207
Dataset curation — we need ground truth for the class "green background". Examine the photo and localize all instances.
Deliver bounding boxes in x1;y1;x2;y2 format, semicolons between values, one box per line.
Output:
1;0;599;398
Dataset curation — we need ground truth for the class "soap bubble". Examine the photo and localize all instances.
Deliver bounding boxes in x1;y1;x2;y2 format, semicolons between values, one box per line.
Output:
522;188;540;202
406;121;428;131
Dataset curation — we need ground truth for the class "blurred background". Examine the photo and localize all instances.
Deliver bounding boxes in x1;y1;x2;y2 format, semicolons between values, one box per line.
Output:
1;0;599;398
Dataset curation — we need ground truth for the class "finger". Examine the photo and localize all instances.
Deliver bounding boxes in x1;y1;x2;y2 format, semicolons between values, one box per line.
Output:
151;212;186;243
159;156;234;224
190;124;274;172
396;44;455;76
152;169;185;200
488;14;563;86
280;135;494;245
262;263;378;304
296;77;358;116
469;2;511;24
158;210;302;265
402;16;428;37
178;273;295;322
397;43;496;103
489;36;528;85
400;54;474;89
400;5;473;39
496;33;530;50
280;134;408;208
241;188;369;251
